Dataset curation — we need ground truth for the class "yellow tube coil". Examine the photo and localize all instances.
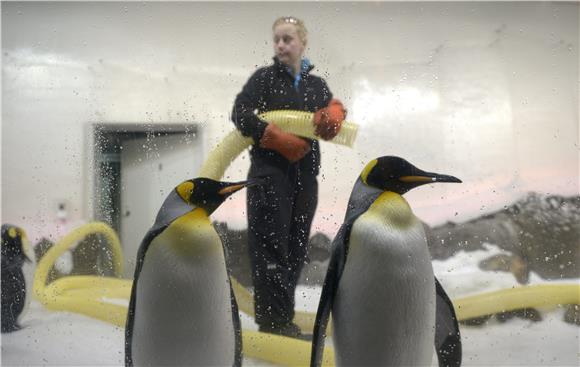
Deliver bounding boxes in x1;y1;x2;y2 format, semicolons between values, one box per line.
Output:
33;222;123;304
32;220;337;365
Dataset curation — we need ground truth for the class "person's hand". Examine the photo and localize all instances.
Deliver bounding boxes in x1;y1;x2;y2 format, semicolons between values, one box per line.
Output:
313;99;346;140
260;123;311;162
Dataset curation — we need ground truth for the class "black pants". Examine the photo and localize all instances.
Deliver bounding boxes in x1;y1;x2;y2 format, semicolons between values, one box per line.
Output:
247;161;318;328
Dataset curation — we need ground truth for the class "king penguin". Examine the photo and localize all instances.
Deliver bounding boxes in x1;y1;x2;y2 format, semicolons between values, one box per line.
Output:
1;224;32;333
311;156;463;367
125;177;263;367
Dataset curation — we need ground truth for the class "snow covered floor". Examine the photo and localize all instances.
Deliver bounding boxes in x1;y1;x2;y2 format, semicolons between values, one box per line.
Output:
2;244;579;366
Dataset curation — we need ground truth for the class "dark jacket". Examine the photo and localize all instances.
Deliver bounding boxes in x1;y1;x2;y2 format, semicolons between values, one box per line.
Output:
232;57;333;176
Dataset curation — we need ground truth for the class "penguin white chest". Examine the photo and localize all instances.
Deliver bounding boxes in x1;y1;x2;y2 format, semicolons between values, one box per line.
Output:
131;215;236;366
332;195;436;366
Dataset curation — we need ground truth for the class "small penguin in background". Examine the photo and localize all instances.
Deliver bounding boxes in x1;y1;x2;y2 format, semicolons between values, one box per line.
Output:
1;224;32;333
311;156;462;367
125;177;264;367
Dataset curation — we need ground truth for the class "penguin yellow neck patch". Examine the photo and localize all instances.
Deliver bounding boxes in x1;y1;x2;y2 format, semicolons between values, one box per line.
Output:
174;207;210;226
368;191;415;227
360;159;378;185
163;207;220;258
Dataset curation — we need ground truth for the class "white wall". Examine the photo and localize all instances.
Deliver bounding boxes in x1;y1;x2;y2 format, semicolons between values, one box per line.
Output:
2;1;578;242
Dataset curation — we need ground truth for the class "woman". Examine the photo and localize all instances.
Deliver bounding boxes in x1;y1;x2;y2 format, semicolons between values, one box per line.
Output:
231;16;345;338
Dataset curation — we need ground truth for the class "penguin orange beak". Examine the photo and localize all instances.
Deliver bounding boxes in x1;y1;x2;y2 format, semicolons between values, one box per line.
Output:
218;183;247;195
217;177;268;195
400;173;462;184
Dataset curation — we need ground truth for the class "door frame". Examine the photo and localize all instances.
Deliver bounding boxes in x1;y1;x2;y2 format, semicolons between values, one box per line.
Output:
90;123;201;235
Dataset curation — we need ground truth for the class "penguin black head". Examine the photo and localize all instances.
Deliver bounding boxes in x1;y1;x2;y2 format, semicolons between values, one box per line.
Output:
360;156;462;195
1;224;31;266
174;177;264;215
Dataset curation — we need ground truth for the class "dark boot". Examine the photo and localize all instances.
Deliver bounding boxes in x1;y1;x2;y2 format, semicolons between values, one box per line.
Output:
259;322;302;339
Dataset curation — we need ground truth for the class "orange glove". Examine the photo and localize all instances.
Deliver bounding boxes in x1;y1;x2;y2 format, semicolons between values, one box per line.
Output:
260;123;311;162
313;99;346;140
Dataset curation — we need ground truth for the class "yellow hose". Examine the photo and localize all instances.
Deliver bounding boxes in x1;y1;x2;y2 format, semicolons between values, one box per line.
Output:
33;222;123;304
260;110;358;148
243;331;335;367
33;112;580;366
198;110;358;180
454;283;580;320
32;222;336;365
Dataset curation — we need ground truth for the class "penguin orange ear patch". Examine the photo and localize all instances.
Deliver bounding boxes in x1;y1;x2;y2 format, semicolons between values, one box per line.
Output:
176;181;195;202
8;227;17;239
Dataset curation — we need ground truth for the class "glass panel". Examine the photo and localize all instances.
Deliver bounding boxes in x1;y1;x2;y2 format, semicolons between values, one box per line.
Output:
2;2;578;366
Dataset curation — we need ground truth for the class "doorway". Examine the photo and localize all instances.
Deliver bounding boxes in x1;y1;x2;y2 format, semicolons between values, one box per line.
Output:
93;123;202;277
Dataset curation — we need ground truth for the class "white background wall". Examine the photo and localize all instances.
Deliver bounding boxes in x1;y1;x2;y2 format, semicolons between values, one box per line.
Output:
2;1;578;242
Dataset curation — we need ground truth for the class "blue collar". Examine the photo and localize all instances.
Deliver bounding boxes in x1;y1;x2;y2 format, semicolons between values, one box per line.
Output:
290;58;311;90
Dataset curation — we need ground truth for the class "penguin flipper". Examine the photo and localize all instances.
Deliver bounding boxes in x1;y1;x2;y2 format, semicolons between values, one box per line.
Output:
124;260;140;367
434;277;462;367
311;223;350;367
229;282;243;367
124;288;136;367
124;227;166;367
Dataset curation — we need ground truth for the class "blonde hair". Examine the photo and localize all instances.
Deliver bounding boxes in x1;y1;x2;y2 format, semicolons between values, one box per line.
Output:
272;16;308;45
